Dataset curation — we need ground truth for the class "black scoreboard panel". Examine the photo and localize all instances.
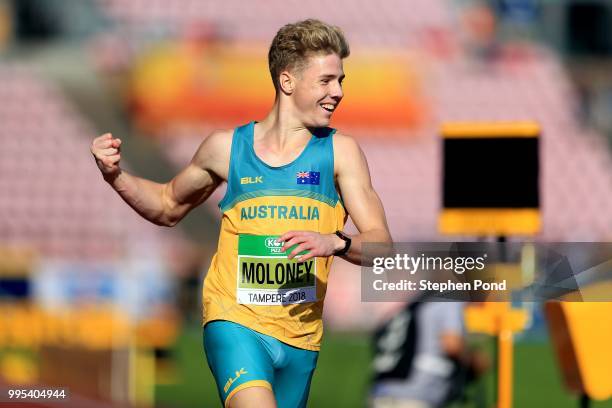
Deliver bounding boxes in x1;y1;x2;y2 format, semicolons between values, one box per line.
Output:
443;137;539;208
439;122;540;236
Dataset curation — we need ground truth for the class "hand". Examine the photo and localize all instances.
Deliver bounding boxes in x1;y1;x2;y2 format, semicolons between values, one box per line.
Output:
278;231;343;262
91;133;122;180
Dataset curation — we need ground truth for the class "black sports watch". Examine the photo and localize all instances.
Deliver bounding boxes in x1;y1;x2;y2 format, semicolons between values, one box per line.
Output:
333;230;351;256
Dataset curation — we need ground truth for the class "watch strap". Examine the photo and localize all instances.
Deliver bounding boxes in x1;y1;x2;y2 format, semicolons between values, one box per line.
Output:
334;230;351;256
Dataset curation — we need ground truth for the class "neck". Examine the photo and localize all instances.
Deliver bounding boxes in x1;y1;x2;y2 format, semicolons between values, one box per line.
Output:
257;97;311;148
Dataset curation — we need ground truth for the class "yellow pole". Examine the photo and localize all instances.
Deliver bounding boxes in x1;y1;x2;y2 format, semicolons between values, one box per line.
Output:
129;342;155;407
497;314;514;408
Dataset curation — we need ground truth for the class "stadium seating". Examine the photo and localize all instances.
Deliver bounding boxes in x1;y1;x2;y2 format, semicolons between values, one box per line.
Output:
0;64;183;260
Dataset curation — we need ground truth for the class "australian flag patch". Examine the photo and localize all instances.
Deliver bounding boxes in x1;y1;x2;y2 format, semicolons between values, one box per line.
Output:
296;171;320;185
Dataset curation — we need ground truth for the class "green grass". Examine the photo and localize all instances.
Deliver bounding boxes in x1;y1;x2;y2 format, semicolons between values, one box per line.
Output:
155;325;612;408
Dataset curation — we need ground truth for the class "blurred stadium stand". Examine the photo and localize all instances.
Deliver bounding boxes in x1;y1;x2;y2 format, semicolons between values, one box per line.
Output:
96;0;450;47
70;0;612;329
0;64;183;260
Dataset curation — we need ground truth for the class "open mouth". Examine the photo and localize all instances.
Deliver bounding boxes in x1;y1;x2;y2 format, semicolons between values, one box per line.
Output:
320;103;336;113
321;103;336;112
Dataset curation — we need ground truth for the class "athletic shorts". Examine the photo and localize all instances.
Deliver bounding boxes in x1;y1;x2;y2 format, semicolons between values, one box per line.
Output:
203;320;319;408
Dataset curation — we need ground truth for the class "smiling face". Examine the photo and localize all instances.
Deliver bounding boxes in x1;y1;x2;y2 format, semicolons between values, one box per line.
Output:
288;53;345;128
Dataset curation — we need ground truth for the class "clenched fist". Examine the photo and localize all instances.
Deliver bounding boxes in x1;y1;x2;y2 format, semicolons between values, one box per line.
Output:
91;133;122;180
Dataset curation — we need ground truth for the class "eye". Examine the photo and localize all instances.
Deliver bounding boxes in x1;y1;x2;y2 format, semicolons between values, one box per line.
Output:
321;79;330;84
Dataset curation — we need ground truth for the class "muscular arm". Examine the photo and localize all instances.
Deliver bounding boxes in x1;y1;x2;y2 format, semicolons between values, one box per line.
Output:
332;133;392;264
91;130;231;227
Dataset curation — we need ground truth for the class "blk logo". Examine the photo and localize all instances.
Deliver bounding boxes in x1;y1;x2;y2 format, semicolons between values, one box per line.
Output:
241;176;263;184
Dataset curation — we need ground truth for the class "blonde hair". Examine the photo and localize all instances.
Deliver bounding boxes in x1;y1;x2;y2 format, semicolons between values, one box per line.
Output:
268;19;350;92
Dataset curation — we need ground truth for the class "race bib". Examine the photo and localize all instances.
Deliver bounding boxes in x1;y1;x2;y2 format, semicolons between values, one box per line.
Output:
237;234;317;305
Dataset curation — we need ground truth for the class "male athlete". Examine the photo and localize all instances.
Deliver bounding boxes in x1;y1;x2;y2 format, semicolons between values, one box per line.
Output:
91;19;391;408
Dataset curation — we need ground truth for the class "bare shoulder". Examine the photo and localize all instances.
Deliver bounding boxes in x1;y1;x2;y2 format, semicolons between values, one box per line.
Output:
192;128;234;179
198;128;233;155
333;131;367;175
333;131;361;153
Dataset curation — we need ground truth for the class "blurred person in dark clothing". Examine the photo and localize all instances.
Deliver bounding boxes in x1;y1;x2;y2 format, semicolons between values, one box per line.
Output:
370;295;488;408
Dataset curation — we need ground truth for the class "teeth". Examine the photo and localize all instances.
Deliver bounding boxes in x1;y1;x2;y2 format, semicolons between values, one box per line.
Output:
321;104;335;111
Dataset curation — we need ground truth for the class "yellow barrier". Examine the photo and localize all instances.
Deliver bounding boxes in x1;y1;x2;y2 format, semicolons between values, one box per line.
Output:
545;300;612;400
0;303;178;349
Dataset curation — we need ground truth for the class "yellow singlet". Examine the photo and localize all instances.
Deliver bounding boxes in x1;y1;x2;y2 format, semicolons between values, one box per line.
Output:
202;121;346;350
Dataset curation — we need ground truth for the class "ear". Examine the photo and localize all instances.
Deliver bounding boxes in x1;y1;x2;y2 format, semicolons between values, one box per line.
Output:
279;71;294;95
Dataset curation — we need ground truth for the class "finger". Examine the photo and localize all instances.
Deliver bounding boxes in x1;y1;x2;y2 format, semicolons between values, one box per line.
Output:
104;154;120;166
100;148;118;156
281;236;306;252
279;230;299;243
287;242;310;260
93;148;115;160
111;138;122;148
96;133;112;143
94;139;113;149
296;251;316;263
